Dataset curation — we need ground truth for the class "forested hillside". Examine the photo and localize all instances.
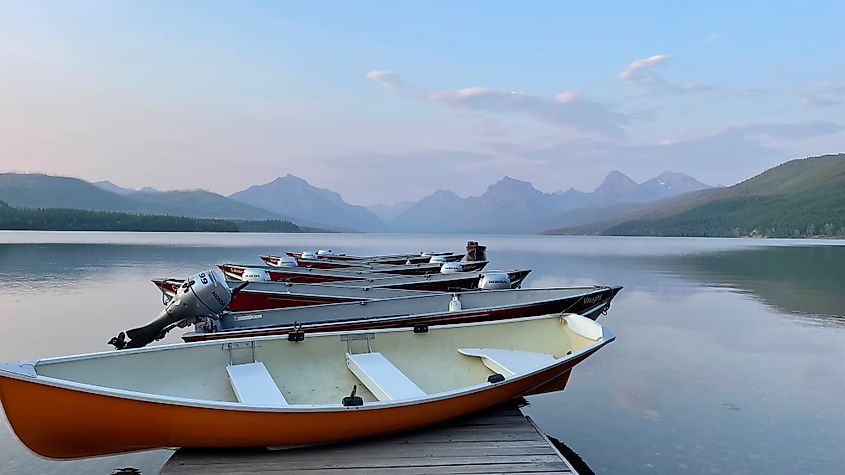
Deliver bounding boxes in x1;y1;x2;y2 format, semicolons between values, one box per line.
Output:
0;202;303;233
594;154;845;238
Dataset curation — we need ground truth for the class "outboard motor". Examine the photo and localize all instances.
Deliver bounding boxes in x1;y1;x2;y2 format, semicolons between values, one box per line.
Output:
109;269;244;350
478;272;511;290
466;241;487;262
316;249;334;257
301;251;317;259
440;262;463;274
429;255;449;264
272;254;297;268
241;268;271;281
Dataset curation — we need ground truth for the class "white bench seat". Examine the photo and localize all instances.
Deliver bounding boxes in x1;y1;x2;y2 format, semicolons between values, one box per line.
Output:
458;348;558;377
346;352;426;401
226;362;288;407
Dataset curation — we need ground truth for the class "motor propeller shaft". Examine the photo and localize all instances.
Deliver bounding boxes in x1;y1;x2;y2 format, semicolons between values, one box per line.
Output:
109;269;239;349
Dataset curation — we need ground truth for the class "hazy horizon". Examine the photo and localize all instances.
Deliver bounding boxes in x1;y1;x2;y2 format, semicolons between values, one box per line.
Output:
2;1;843;204
2;167;717;207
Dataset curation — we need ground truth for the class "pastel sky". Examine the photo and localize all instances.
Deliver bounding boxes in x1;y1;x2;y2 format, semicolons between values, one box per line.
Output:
1;1;844;205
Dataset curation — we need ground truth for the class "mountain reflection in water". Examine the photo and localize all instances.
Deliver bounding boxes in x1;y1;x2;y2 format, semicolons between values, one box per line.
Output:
642;245;845;325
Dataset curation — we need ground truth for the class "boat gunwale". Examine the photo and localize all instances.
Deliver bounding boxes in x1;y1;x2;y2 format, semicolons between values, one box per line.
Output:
224;261;491;275
156;282;607;308
260;255;465;268
285;251;457;261
182;297;615;341
220;263;517;280
155;279;449;300
0;314;614;414
223;285;612;317
209;285;616;333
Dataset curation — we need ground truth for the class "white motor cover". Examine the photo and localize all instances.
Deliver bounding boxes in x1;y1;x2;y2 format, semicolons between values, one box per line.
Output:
241;268;270;282
273;254;297;267
478;272;511;290
180;269;232;315
316;249;334;257
429;255;448;263
421;251;434;257
440;262;463;274
301;251;317;259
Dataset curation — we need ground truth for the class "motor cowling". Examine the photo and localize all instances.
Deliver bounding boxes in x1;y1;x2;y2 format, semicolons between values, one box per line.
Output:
316;249;334;257
109;269;236;349
429;255;448;263
478;272;511;290
272;254;297;267
301;251;317;259
241;268;271;281
440;262;463;274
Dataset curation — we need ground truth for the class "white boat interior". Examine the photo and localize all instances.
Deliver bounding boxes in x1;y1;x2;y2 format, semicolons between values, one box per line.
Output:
29;315;610;408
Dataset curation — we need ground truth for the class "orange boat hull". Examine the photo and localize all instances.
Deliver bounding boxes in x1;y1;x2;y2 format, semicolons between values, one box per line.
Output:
0;349;598;460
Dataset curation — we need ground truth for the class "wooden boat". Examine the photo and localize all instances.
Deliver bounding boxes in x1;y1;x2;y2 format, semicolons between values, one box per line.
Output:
152;278;438;312
219;261;493;284
0;314;614;459
182;285;623;342
261;253;465;268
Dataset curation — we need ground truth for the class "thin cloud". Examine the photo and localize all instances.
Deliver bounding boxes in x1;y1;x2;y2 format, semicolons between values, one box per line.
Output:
801;96;839;108
621;54;763;97
727;121;843;140
800;81;845;108
620;55;670;81
367;71;629;140
365;71;414;96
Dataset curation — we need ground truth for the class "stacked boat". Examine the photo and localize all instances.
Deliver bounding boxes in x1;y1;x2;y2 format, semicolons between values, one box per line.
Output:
0;241;621;460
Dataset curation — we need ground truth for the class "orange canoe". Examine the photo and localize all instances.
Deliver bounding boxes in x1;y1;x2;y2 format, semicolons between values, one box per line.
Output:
0;314;613;459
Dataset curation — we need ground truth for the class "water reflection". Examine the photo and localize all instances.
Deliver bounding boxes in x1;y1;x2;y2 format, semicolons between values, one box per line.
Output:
111;468;142;475
548;435;596;475
4;237;843;328
640;246;845;325
1;234;843;475
492;244;845;326
0;243;267;293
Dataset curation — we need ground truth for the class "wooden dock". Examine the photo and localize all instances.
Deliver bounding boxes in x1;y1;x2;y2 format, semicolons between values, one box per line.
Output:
159;403;578;474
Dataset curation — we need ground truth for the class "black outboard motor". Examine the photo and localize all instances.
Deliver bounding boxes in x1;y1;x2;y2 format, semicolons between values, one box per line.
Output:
466;241;487;262
109;269;244;349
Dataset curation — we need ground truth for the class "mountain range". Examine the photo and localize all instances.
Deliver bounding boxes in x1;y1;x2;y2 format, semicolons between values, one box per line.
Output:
0;174;299;222
0;170;712;233
229;175;387;232
546;153;845;238
384;171;710;233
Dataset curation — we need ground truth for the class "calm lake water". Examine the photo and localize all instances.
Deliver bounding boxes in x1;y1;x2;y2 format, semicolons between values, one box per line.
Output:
1;232;844;475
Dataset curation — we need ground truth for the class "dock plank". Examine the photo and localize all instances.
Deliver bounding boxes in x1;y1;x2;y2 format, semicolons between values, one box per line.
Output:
160;403;576;474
